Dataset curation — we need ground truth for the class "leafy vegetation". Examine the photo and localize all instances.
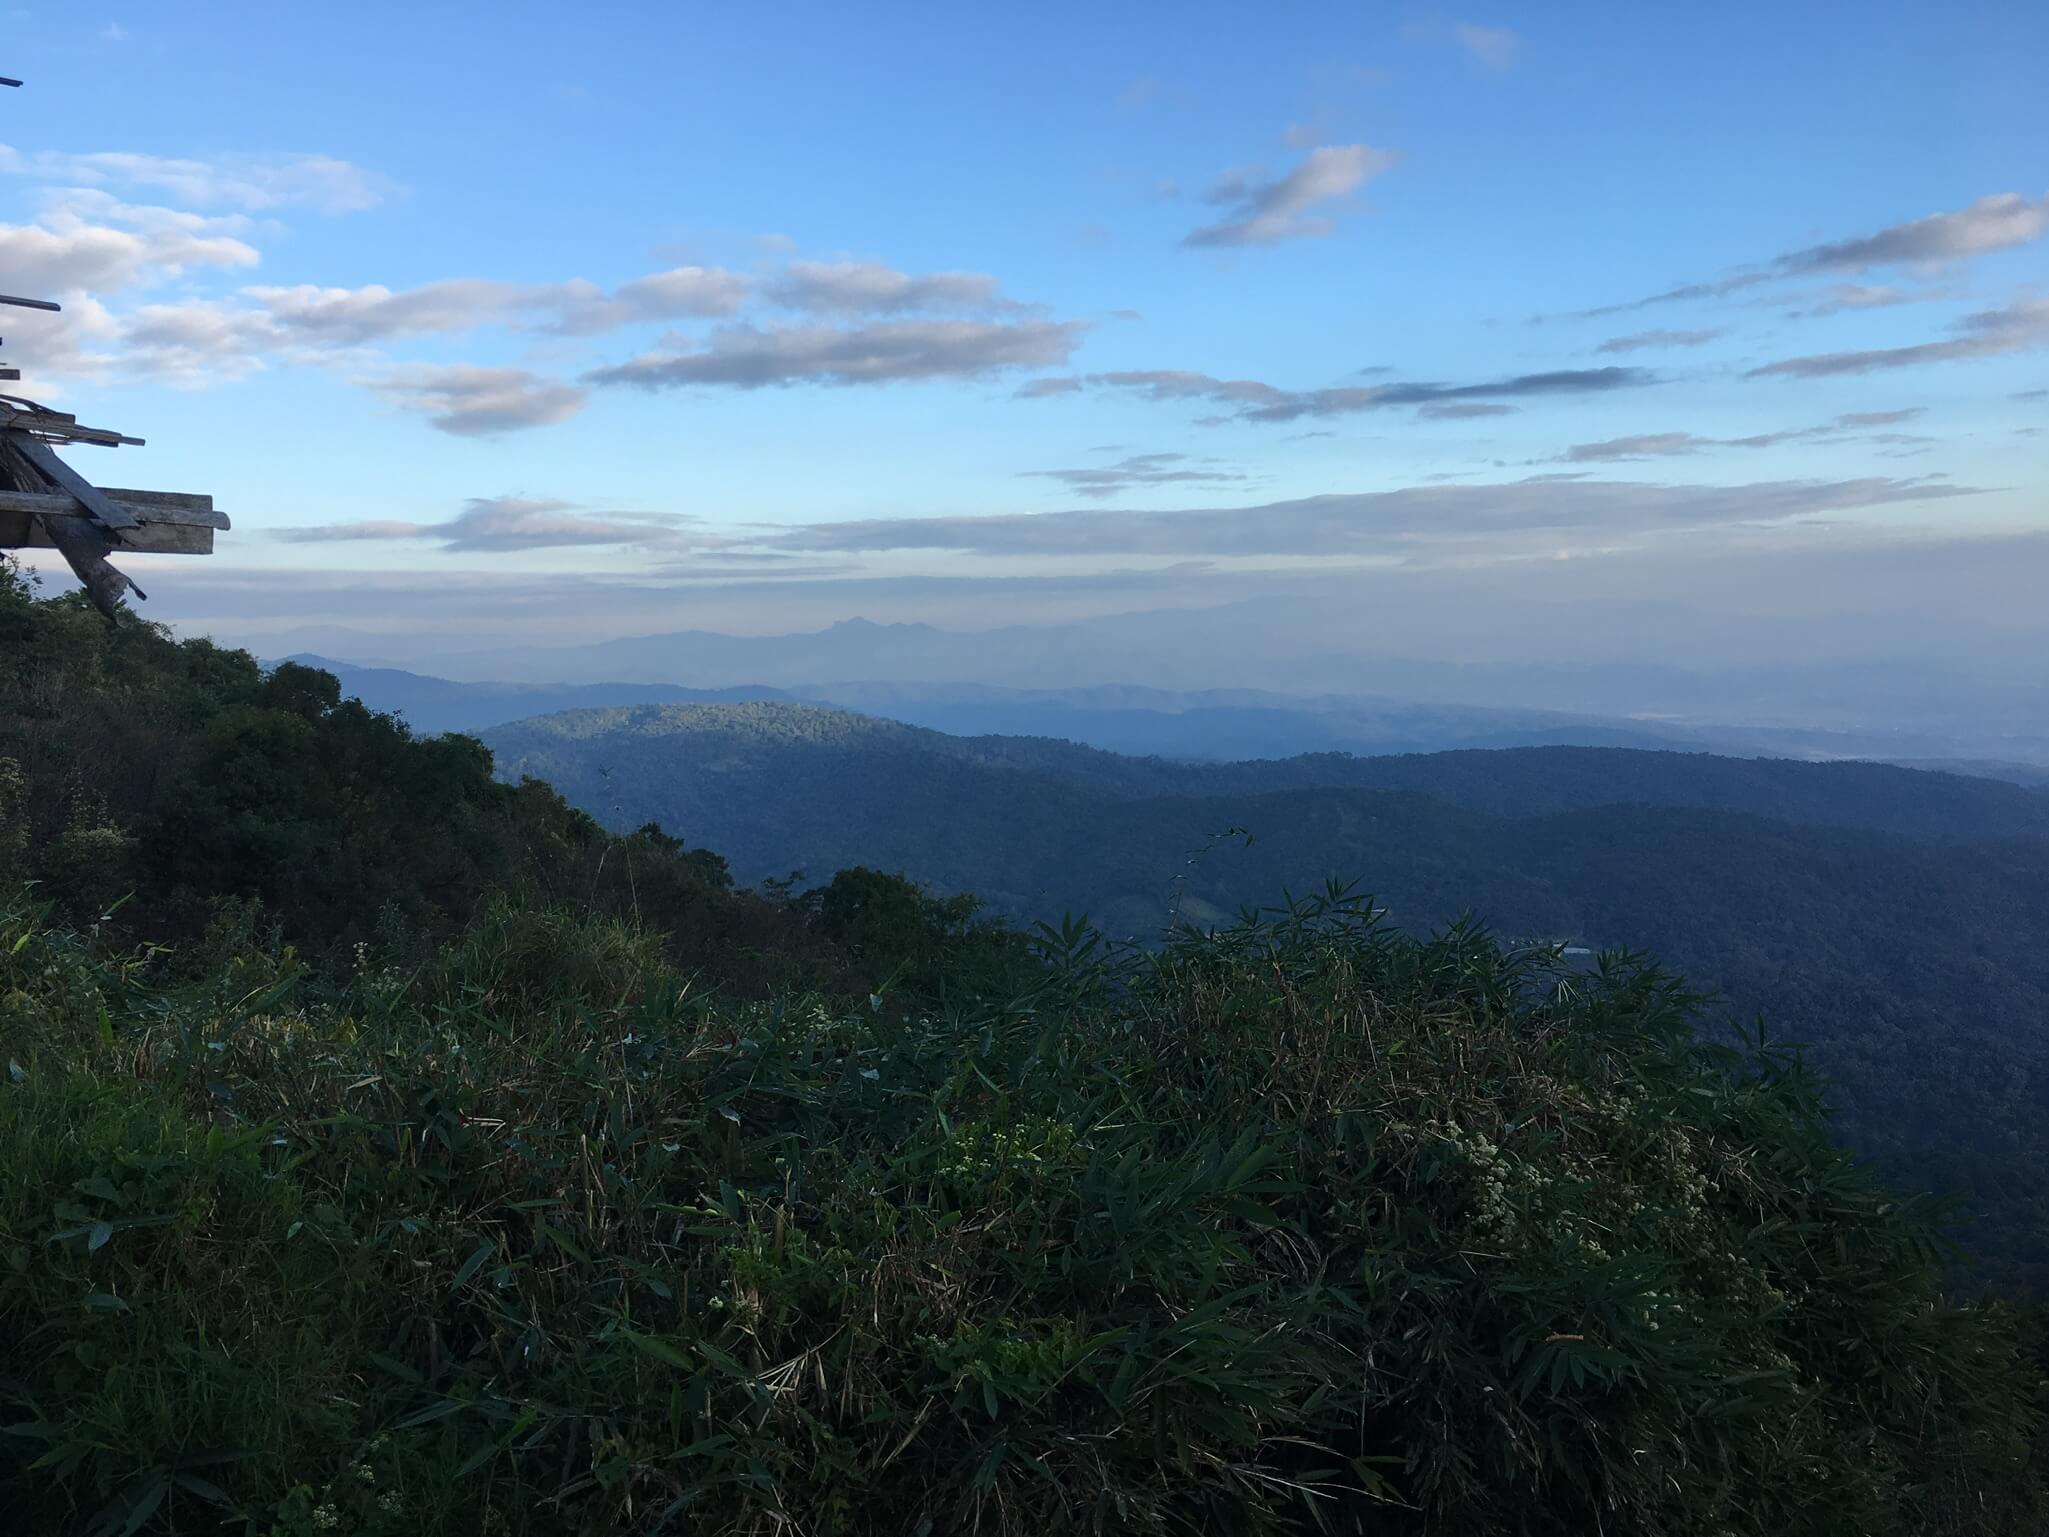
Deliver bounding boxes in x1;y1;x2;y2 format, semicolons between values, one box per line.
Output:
485;702;2049;1294
3;566;2047;1532
7;882;2046;1535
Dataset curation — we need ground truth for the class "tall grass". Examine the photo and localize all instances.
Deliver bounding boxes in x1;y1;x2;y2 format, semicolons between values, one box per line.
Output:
2;884;2041;1535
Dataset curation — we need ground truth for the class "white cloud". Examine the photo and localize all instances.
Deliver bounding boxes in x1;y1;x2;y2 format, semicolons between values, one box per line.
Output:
247;280;538;345
585;318;1088;390
120;300;280;383
368;365;587;436
1749;297;2049;378
0;208;256;296
238;268;750;345
765;260;1009;315
1183;144;1399;247
546;266;751;333
0;294;121;389
49;264;754;388
1779;192;2049;273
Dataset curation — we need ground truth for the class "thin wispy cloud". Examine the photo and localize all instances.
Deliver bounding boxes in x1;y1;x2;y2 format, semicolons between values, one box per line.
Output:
0;143;385;212
275;497;699;553
1183;144;1399;247
1836;408;1925;427
1014;377;1084;399
1777;192;2049;273
1596;327;1725;354
765;261;1011;315
1749;297;2049;378
1783;283;1950;319
1576;192;2049;318
1575;273;1769;319
761;477;1979;558
1562;411;1931;461
586;318;1088;390
1079;365;1653;423
1455;22;1517;71
1417;402;1516;419
1021;453;1246;499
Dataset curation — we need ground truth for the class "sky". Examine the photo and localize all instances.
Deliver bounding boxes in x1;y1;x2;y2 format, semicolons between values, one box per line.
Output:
2;1;2046;664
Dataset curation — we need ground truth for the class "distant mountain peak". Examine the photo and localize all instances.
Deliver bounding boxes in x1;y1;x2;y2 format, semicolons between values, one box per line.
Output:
823;617;937;636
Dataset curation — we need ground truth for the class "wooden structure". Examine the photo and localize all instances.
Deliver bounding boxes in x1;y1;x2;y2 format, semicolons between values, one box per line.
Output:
0;72;227;619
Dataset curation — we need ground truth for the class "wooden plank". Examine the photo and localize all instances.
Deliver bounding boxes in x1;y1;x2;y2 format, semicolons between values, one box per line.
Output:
3;429;142;529
97;488;222;517
0;509;215;554
0;488;226;529
0;400;73;423
0;403;142;446
28;508;146;614
2;417;144;447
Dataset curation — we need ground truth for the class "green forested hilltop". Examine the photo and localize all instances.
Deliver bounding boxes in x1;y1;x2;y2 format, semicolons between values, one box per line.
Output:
3;570;2048;1534
485;702;2049;1294
486;700;2049;845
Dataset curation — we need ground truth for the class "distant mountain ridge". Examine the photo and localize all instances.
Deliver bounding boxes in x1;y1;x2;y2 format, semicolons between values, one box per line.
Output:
480;700;2049;862
269;597;2049;768
279;655;793;736
283;654;2049;776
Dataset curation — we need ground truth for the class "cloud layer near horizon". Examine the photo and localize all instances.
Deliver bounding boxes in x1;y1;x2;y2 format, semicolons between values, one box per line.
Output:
276;497;699;552
758;475;1976;558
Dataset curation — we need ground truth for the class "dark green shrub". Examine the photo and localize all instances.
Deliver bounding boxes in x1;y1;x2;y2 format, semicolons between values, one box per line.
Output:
2;886;2041;1535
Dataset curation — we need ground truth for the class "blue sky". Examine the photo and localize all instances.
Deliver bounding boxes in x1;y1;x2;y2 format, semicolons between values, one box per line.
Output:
3;2;2045;651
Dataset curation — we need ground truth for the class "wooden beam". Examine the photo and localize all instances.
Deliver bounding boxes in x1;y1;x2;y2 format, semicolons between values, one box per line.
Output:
0;509;216;555
0;399;72;422
27;507;146;614
0;408;144;447
0;487;226;529
96;488;223;516
3;429;141;529
0;436;157;620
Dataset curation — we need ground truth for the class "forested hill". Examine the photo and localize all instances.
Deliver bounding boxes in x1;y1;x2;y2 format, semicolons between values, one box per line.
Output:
483;700;2049;848
485;700;2049;1293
